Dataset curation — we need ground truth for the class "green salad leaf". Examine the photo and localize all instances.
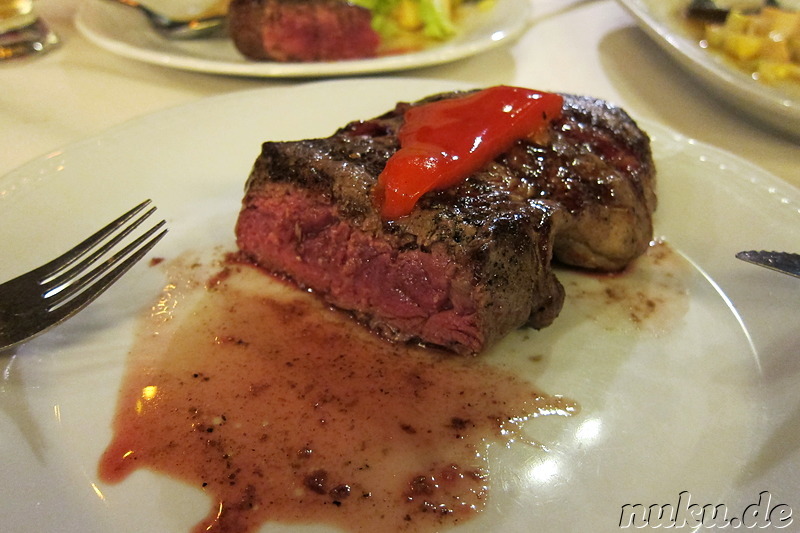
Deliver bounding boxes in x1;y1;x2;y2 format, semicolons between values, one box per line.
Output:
350;0;460;40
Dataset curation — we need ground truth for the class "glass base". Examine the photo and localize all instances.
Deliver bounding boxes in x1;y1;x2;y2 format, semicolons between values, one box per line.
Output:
0;18;59;60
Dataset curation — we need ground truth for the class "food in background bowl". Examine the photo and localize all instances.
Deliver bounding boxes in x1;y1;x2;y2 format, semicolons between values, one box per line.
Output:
686;0;800;85
228;0;493;62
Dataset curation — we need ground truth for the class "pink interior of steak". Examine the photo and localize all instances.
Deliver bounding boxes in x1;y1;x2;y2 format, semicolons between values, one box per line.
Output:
229;0;380;62
262;4;377;61
236;185;484;353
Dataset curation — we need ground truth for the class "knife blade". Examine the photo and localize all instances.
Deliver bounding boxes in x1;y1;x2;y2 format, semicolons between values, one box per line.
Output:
735;250;800;279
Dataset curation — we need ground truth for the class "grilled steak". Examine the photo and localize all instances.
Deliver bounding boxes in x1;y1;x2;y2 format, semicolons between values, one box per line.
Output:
514;95;656;271
235;90;656;355
229;0;380;62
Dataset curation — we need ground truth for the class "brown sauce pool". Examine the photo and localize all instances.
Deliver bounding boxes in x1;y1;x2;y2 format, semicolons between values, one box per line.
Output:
98;241;689;532
98;255;577;533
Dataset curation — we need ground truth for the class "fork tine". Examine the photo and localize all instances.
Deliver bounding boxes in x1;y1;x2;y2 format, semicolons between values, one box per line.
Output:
42;204;158;290
52;225;168;319
28;226;168;345
45;220;167;311
33;200;153;281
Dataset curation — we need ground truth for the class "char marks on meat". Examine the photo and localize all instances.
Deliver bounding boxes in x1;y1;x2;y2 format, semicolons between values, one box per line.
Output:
235;90;656;355
228;0;380;62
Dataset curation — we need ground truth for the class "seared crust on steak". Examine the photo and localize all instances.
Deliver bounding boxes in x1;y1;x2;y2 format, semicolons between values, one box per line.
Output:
538;96;656;270
235;90;656;354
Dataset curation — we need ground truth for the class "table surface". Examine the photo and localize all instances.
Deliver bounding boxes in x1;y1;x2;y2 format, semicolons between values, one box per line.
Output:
2;0;798;188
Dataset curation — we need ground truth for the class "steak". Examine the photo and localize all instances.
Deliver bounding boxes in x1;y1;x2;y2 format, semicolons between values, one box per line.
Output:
228;0;380;62
235;90;656;355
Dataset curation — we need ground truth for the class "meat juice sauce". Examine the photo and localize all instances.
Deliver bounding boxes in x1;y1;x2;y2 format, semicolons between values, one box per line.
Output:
98;241;689;533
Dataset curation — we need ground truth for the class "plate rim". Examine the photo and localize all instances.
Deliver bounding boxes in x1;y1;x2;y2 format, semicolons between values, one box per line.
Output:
74;0;531;78
615;0;800;140
3;77;798;201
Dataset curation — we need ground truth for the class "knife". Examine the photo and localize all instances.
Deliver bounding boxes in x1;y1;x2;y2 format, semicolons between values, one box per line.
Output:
735;251;800;279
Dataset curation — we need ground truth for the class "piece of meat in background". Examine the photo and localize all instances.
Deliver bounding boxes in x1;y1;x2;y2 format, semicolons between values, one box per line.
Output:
228;0;380;61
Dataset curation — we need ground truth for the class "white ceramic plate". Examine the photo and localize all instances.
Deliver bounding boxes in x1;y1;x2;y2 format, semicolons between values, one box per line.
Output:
616;0;800;140
1;78;799;532
75;0;530;77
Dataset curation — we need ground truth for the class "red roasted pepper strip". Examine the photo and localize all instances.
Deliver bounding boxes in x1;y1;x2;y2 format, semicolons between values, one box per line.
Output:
374;86;564;220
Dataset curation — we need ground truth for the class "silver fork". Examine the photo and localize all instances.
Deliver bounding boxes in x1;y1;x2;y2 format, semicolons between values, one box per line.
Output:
104;0;228;40
0;200;167;351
